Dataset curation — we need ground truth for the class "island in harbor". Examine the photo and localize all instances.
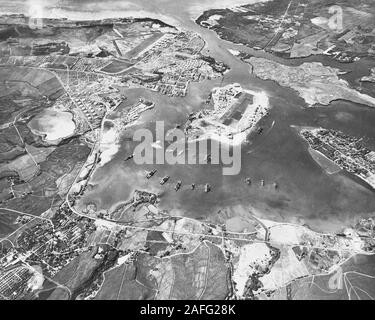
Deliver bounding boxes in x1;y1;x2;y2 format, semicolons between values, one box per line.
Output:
184;83;270;146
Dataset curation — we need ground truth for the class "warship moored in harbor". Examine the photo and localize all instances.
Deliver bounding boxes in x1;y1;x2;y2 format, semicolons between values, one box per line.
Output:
175;180;182;191
160;175;170;185
124;154;134;161
146;169;157;179
205;183;211;193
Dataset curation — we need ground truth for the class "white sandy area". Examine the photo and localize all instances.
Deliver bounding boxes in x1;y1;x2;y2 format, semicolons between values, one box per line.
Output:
259;218;315;245
174;217;204;234
209;14;222;21
268;225;306;245
147;204;159;215
367;174;375;189
228;49;241;56
158;219;176;232
28;109;75;142
233;243;273;296
27;265;45;291
94;219;118;229
98;125;120;167
259;246;310;292
117;253;132;265
162;232;174;243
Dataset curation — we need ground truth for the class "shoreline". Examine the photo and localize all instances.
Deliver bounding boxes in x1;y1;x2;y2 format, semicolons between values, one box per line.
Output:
294;125;375;191
3;3;370;236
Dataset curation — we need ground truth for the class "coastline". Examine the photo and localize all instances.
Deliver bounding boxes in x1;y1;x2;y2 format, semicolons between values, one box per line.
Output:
3;5;371;235
294;125;375;191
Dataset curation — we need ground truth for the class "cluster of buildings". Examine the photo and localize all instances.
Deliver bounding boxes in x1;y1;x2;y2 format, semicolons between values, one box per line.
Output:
0;24;228;101
211;83;243;117
0;37;70;56
52;71;124;130
0;263;34;300
0;201;115;299
5;207;95;280
290;227;364;274
116;98;154;130
127;31;227;97
355;217;375;252
301;128;375;189
69;86;123;128
0;53;125;131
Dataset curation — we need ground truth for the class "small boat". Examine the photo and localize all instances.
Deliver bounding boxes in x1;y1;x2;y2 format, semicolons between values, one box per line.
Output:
146;169;157;179
191;183;196;190
260;179;265;187
273;182;278;189
245;178;251;185
124;154;134;161
160;175;170;185
204;183;211;193
205;93;212;104
174;180;182;191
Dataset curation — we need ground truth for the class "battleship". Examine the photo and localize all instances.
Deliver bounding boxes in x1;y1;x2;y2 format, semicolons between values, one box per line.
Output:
124;154;134;161
204;183;211;193
160;175;170;185
174;180;182;191
146;169;157;179
205;92;212;104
